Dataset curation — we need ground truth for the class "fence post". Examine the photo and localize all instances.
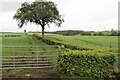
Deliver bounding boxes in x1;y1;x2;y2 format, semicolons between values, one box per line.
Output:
37;46;38;67
13;46;15;69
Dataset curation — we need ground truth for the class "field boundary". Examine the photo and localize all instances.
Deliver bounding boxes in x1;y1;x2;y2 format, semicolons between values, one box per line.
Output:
1;46;55;69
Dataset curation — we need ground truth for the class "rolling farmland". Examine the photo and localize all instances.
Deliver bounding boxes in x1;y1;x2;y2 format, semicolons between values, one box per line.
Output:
2;33;58;57
36;33;118;52
1;32;119;79
1;32;59;78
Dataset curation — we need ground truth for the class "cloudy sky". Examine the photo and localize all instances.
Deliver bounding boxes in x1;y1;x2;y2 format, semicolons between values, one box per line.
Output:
0;0;119;32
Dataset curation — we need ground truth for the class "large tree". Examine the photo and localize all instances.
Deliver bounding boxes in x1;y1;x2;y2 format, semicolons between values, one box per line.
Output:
13;1;64;37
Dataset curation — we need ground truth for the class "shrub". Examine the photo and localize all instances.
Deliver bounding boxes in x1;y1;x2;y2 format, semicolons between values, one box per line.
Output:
58;48;116;78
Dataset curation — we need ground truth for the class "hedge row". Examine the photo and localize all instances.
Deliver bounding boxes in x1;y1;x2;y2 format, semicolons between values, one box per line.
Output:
58;48;116;78
34;35;92;50
1;35;21;37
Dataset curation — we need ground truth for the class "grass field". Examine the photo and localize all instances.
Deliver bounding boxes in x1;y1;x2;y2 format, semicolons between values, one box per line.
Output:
1;32;60;78
37;34;118;52
2;33;58;58
1;32;119;78
70;35;118;48
2;32;118;52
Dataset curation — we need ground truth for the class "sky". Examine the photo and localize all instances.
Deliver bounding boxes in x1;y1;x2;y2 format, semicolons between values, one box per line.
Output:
0;0;119;32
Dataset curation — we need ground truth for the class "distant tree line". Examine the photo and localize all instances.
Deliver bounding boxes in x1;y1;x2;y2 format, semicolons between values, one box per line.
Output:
45;29;119;36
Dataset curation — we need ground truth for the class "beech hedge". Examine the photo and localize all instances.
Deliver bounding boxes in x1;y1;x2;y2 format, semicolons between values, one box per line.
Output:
58;48;116;78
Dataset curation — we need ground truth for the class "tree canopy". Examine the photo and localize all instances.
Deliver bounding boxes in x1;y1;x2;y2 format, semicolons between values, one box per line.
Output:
13;1;64;37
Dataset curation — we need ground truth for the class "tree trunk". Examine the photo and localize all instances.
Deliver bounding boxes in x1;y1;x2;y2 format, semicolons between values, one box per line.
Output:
42;26;45;37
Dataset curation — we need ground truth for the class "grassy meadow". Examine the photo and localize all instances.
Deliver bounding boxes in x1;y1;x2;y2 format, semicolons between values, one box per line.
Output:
1;32;119;78
1;32;59;78
37;33;118;52
2;32;118;52
2;33;58;58
2;32;118;61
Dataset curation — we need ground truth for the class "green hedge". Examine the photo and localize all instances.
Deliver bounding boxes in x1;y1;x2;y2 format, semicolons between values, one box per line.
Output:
34;34;92;50
58;48;116;78
3;35;21;37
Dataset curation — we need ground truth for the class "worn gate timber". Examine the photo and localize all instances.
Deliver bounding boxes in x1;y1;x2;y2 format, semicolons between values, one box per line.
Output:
0;46;57;69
